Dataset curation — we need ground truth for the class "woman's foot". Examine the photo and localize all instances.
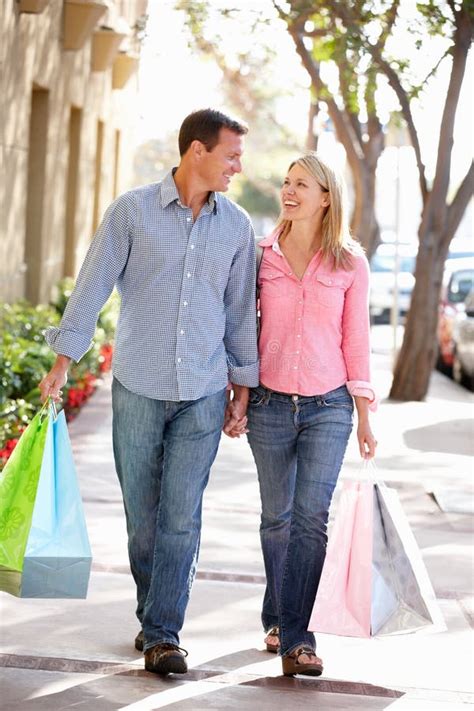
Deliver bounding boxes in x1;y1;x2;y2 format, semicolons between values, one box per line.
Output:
282;645;323;677
264;626;280;653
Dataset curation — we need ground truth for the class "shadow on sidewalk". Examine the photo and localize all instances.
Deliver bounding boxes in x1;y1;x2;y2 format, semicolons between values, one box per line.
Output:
404;420;474;456
2;648;404;711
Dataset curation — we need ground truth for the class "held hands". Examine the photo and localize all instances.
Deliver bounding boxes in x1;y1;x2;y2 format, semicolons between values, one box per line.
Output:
39;355;71;403
223;385;249;438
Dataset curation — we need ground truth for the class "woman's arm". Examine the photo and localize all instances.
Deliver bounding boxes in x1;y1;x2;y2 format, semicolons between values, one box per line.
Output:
354;396;377;459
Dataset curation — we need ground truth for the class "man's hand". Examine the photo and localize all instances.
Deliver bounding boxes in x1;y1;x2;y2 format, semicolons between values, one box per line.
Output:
223;384;249;438
39;355;71;402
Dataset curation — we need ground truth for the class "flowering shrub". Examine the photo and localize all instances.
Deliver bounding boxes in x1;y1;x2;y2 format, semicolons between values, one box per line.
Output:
0;281;119;470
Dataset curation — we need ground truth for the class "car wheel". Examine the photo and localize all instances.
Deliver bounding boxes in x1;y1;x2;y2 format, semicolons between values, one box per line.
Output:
452;350;474;390
452;350;463;385
436;349;452;376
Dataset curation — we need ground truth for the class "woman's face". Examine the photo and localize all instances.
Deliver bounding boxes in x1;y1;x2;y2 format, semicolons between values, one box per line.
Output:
280;164;330;222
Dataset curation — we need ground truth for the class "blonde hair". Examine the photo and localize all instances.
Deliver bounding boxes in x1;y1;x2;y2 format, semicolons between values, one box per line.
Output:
277;152;363;271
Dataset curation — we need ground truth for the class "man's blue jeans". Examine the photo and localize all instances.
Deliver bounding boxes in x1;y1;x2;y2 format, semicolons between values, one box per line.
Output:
247;384;353;656
112;377;226;651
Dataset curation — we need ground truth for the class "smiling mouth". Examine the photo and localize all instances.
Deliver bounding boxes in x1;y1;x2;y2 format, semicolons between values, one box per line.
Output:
283;200;299;207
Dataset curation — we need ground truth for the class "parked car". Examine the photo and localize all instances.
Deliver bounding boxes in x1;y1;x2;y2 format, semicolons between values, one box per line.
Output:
452;291;474;390
369;243;417;323
436;257;474;373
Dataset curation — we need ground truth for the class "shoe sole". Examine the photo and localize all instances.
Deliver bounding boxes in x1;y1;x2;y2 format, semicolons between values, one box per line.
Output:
283;665;323;677
145;658;188;675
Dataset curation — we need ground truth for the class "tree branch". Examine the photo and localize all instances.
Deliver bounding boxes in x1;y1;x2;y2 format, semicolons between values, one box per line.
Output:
288;27;365;171
445;162;474;245
430;7;472;230
328;0;428;200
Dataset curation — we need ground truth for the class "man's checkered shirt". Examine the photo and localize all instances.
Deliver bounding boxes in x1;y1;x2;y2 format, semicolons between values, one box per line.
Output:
46;171;259;401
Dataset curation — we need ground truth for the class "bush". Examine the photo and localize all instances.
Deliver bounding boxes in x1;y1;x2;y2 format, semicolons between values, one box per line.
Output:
0;282;119;469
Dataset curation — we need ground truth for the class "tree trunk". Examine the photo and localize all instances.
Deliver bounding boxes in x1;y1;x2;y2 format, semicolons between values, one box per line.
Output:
350;163;380;258
306;99;319;150
389;232;449;400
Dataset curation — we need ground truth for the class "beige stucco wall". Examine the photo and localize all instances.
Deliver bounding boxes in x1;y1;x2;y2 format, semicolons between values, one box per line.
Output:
0;0;148;303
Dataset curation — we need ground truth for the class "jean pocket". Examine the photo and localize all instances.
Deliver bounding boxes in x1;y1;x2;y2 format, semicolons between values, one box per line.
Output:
322;394;354;410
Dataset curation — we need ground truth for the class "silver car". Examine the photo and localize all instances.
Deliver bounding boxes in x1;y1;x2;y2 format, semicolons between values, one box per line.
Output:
369;244;416;323
452;291;474;390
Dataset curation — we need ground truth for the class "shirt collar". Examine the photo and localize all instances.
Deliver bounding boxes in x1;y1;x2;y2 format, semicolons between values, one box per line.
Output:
160;169;218;214
259;226;284;255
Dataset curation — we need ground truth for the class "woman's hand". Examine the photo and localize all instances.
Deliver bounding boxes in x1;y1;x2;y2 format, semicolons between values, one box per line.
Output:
357;420;377;459
354;395;377;459
224;415;249;439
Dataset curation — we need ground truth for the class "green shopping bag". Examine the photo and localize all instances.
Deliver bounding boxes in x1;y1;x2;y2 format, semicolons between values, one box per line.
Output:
0;404;50;594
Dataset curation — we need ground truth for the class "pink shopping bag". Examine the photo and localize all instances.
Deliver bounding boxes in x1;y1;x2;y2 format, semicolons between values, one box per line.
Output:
309;478;446;637
308;479;374;637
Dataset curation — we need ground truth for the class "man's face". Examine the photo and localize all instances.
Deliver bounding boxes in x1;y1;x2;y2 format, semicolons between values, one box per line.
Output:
198;128;244;192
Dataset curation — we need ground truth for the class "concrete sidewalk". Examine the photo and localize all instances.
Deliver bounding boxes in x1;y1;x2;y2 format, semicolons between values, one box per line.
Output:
1;348;473;710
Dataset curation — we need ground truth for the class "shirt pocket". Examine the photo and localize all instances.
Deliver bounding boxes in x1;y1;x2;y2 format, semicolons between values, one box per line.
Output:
309;274;346;308
201;240;235;291
259;270;290;299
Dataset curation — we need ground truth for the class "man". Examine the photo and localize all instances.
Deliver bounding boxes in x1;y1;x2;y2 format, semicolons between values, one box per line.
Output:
40;109;258;675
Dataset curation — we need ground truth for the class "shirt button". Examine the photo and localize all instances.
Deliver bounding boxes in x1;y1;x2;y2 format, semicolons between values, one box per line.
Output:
180;329;185;335
190;245;195;250
183;301;188;306
297;317;301;321
293;366;298;370
187;272;191;278
297;334;301;338
186;217;191;222
177;358;182;363
296;351;300;354
288;272;292;276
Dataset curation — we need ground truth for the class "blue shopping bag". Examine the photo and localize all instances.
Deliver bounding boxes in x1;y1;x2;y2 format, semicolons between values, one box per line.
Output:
19;406;92;598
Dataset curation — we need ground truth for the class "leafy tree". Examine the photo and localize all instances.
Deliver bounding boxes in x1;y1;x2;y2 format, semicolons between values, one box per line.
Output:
313;0;473;399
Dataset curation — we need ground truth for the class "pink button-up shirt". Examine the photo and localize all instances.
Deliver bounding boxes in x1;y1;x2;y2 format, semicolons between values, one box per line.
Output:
257;229;376;410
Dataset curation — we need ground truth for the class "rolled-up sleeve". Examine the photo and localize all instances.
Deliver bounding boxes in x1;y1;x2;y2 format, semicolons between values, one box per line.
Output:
223;221;259;387
45;194;134;362
342;255;377;411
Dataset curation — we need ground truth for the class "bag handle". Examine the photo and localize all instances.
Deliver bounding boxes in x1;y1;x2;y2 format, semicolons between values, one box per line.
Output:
39;397;59;422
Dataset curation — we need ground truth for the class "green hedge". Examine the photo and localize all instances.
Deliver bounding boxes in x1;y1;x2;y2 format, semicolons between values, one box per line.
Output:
0;278;119;468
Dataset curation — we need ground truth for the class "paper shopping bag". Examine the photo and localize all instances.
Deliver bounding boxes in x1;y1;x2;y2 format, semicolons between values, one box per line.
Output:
308;479;373;637
0;404;92;598
371;483;445;635
0;408;50;593
308;479;445;637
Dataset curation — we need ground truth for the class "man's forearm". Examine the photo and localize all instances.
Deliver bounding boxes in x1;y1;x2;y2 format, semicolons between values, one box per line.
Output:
230;384;249;405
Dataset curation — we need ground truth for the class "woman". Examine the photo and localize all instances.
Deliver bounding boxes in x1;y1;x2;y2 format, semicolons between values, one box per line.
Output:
237;153;377;677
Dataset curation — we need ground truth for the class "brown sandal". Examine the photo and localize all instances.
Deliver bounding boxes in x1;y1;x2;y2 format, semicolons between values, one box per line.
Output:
264;626;280;654
282;645;323;677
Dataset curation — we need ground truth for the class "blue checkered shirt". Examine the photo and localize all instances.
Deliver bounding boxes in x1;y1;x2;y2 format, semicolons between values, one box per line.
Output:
46;171;259;401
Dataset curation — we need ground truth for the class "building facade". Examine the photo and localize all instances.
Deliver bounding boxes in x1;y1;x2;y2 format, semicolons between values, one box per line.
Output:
1;0;148;303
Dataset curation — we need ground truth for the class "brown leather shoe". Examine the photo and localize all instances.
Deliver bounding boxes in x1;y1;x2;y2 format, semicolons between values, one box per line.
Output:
134;630;144;651
144;643;188;675
282;645;323;677
264;626;280;653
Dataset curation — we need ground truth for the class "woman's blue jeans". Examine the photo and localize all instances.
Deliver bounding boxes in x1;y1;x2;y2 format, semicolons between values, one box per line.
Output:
112;377;226;651
247;384;353;656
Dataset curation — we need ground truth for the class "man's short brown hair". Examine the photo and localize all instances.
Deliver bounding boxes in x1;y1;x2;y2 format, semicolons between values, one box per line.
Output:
178;108;248;157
